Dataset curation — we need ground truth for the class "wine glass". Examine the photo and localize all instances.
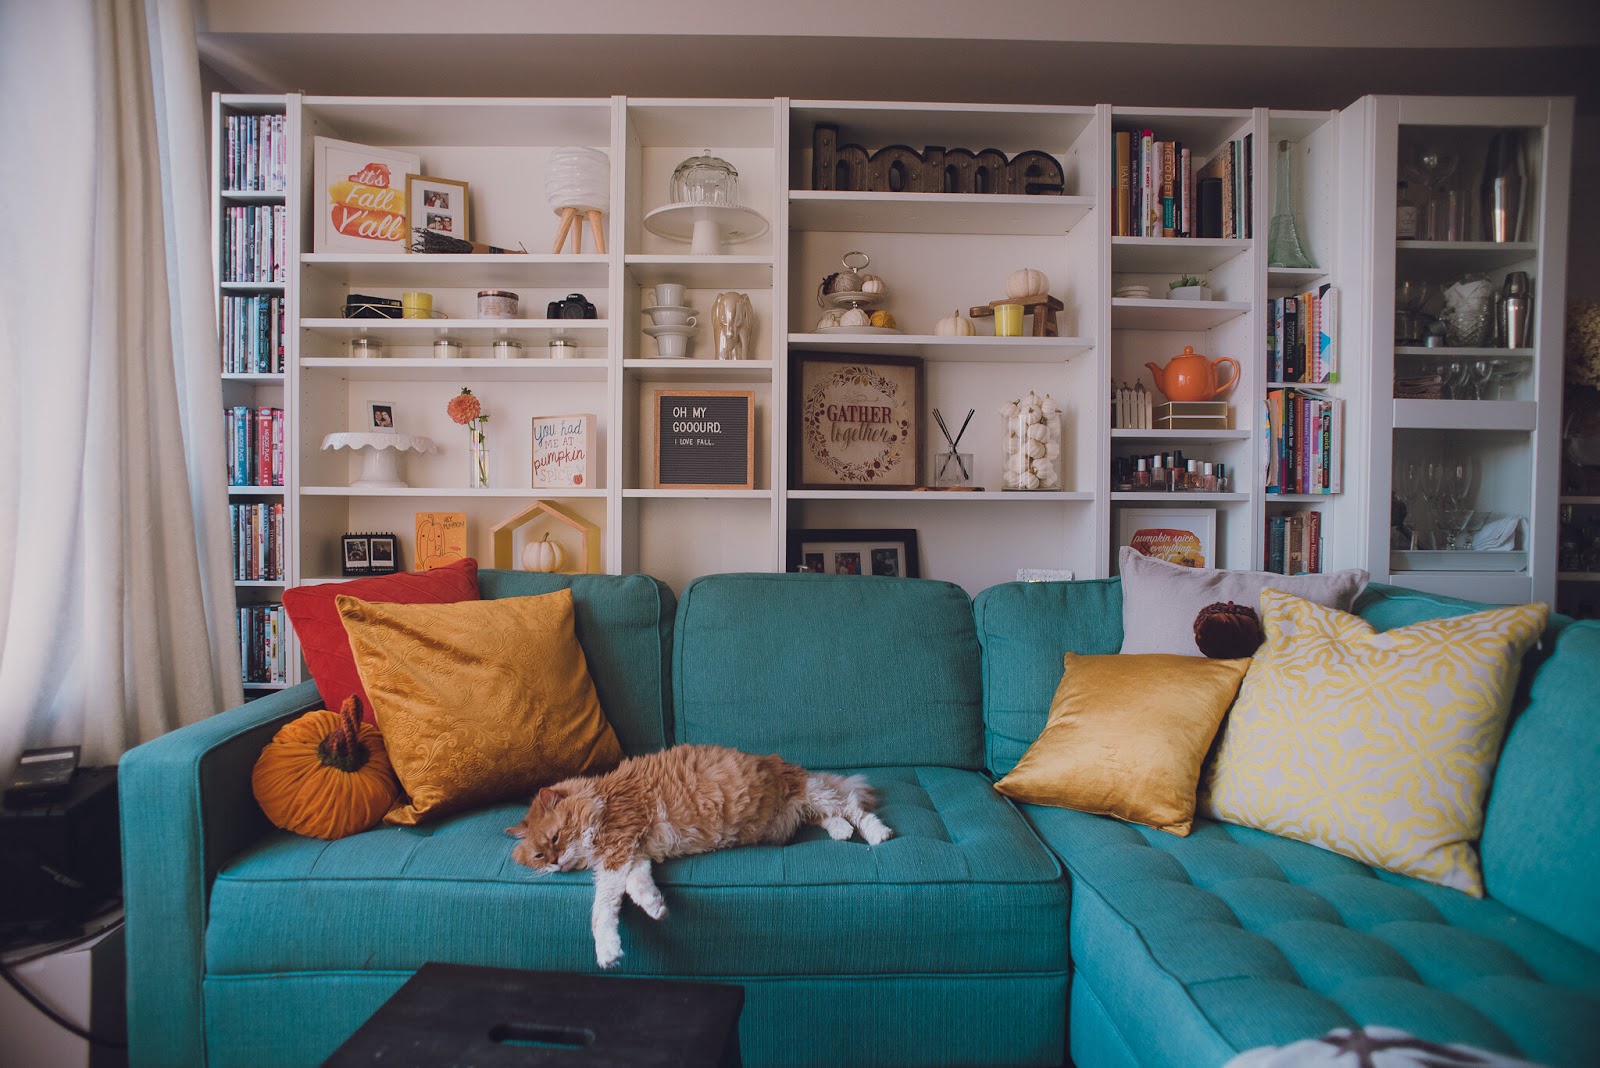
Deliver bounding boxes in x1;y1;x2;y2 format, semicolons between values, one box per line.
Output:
1420;460;1448;549
1405;144;1459;240
1487;358;1529;400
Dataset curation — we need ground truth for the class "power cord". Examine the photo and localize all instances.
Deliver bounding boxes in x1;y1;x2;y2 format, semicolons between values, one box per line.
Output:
0;909;128;1050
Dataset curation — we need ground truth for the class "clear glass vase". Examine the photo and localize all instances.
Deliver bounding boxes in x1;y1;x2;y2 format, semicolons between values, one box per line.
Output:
1268;139;1314;269
468;434;490;488
1001;399;1062;491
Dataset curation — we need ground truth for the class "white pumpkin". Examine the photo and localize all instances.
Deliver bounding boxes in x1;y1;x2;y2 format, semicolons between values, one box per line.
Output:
860;274;886;294
1005;268;1050;300
935;310;976;337
840;306;871;327
521;533;564;573
816;310;843;330
999;400;1020;418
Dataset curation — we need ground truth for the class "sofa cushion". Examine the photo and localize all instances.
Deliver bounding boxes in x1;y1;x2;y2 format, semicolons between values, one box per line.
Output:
475;570;675;756
673;574;984;770
206;766;1067;981
1021;807;1600;1068
973;577;1125;778
1199;590;1548;896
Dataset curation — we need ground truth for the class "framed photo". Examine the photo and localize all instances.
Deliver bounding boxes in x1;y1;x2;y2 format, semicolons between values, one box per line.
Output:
791;352;923;489
1117;508;1217;569
313;137;420;254
786;528;921;578
341;534;371;576
367;534;399;575
367;401;397;432
405;174;470;251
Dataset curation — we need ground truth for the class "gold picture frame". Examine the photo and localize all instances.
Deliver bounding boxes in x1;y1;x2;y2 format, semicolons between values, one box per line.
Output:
405;174;471;251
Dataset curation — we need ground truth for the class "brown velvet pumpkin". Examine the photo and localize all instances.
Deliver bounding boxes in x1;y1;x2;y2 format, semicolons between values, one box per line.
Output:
1193;600;1264;660
251;696;400;840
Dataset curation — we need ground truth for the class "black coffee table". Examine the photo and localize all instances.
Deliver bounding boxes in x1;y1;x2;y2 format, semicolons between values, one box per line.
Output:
322;962;744;1067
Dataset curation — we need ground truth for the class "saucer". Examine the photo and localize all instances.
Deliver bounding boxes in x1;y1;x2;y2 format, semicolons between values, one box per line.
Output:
641;305;698;318
644;324;697;337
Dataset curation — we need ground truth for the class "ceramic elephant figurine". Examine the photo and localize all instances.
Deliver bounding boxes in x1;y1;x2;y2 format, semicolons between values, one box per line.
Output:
712;291;754;361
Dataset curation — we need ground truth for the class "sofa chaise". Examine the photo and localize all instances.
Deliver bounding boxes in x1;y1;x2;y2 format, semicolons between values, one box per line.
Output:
120;570;1600;1066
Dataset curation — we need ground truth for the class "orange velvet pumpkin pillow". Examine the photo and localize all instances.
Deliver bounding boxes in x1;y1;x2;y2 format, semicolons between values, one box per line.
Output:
252;696;401;839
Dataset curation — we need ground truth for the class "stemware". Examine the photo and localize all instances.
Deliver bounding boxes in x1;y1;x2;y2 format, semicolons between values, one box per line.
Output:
1405;144;1460;241
1419;460;1448;549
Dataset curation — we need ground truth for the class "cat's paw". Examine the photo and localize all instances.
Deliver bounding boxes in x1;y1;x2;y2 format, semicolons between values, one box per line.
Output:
595;935;623;969
640;899;668;921
822;816;854;841
859;815;893;846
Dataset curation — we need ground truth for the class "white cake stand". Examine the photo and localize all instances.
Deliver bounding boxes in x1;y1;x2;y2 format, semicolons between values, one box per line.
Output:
321;432;436;488
642;202;770;255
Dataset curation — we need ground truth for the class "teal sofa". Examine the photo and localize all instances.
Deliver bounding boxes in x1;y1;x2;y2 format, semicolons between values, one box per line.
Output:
120;571;1600;1067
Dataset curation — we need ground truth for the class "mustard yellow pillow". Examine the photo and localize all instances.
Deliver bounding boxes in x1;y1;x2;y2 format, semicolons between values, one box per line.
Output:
335;590;623;825
1198;588;1549;895
994;652;1252;835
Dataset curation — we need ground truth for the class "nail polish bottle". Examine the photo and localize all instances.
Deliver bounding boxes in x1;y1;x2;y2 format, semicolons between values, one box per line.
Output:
1150;454;1166;491
1134;457;1150;488
1215;463;1229;493
1202;462;1217;492
1185;459;1200;490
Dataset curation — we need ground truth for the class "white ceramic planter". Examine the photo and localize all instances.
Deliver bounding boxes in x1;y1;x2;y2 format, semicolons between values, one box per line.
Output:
1168;285;1212;302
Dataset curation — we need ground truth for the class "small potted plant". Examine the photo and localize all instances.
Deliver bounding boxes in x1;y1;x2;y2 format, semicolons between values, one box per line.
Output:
1168;274;1212;301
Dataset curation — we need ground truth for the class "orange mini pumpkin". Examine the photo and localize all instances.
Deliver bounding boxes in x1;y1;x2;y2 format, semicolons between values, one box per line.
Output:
252;696;399;839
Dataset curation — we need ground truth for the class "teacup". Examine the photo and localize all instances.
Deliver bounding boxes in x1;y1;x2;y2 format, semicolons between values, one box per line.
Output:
656;332;691;358
649;309;697;327
654;282;686;307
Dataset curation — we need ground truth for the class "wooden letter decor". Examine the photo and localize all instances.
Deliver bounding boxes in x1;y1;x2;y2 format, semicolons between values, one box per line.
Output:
812;124;1064;195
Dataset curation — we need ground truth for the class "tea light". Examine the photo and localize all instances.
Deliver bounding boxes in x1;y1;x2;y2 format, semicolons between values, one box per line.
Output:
433;338;464;359
548;337;579;359
349;336;383;359
491;338;524;360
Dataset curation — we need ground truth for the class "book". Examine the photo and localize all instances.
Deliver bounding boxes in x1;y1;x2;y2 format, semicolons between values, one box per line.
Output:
1179;146;1192;237
415;512;467;571
532;413;596;488
1160;140;1177;237
1316;284;1339;382
1114;131;1132;237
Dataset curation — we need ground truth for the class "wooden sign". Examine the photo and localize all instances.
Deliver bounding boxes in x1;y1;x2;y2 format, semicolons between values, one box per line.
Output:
653;391;755;490
811;124;1064;195
532;413;595;488
414;511;466;571
791;352;923;489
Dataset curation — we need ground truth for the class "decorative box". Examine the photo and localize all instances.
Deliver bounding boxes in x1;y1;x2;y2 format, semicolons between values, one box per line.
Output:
1155;401;1229;430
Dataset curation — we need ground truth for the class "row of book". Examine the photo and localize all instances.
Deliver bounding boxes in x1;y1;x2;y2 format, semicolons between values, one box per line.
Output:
221;293;286;374
239;603;289;685
222;204;288;283
226;406;285;487
1265;509;1323;575
1265;389;1343;495
222;112;289;193
231;501;285;581
1112;129;1253;239
1269;285;1339;384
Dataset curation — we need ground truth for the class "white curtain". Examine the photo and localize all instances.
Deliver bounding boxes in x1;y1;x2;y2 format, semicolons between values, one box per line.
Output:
0;0;242;782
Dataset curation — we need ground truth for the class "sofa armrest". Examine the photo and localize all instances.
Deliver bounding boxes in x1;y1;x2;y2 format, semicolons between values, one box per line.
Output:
119;681;321;1068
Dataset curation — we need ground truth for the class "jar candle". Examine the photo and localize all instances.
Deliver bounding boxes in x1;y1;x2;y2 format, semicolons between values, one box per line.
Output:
548;337;579;359
349;336;383;359
433;338;464;359
491;338;524;360
478;290;519;319
401;291;433;320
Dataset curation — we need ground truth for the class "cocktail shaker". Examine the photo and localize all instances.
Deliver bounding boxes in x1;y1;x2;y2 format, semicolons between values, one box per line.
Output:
1502;271;1532;348
1481;129;1527;243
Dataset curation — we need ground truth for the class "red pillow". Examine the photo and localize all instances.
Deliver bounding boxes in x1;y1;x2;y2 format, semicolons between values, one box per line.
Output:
282;558;480;723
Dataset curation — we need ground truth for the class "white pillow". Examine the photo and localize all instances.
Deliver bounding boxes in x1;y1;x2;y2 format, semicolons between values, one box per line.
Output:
1117;546;1368;657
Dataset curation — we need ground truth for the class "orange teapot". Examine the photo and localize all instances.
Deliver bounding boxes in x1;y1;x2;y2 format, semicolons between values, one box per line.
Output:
1145;346;1240;402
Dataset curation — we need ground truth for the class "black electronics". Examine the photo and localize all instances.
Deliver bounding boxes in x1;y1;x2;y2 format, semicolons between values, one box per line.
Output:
4;746;79;807
1;766;121;944
342;294;403;319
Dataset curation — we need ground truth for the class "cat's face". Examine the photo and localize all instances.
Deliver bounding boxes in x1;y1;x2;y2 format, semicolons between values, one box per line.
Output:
506;788;588;873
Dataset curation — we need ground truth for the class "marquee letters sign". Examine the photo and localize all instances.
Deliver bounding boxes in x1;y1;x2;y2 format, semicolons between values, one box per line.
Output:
811;124;1064;195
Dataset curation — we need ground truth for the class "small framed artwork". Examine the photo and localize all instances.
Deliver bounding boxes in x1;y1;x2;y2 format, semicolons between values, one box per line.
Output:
341;534;371;576
1117;508;1217;569
313;137;420;254
405;174;470;251
786;528;921;578
791;352;923;489
653;391;755;490
532;413;596;488
366;533;399;575
367;401;397;432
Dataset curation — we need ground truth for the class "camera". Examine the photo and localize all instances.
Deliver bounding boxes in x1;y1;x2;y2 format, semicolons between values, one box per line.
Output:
547;293;597;320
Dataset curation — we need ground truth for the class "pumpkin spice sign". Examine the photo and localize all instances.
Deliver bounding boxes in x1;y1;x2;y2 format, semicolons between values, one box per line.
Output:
792;352;924;488
313;137;421;253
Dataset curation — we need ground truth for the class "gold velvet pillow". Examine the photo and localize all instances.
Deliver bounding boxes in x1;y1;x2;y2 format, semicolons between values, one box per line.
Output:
336;589;623;825
994;652;1251;835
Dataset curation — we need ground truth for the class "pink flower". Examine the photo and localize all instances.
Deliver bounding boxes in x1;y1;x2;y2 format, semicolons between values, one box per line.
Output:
447;389;482;425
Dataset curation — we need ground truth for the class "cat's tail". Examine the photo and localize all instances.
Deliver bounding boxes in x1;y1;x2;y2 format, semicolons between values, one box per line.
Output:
805;772;893;846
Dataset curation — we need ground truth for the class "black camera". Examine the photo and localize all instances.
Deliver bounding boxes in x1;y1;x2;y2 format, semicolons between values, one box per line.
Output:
547;293;597;320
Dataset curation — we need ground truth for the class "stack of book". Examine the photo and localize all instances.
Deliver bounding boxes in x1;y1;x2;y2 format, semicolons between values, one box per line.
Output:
1265;510;1323;575
230;501;285;581
223;112;288;192
1269;285;1339;384
239;603;287;684
1264;389;1343;495
225;406;285;487
221;293;286;374
1112;128;1252;239
222;204;288;283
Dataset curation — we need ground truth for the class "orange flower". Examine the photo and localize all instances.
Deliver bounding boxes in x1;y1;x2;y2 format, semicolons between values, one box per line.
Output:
447;388;482;425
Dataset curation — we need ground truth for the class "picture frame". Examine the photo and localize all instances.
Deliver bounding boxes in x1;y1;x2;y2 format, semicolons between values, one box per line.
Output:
405;174;471;251
366;534;399;575
367;401;397;432
791;352;923;489
532;413;596;488
786;528;921;578
312;137;420;254
1117;508;1217;569
341;534;371;576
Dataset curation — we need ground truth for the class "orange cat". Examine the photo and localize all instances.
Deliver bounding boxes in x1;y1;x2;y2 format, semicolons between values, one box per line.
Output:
506;743;892;968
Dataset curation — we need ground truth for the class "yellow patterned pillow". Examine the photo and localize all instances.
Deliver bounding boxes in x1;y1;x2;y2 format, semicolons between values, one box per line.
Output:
1197;588;1549;895
336;590;623;825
